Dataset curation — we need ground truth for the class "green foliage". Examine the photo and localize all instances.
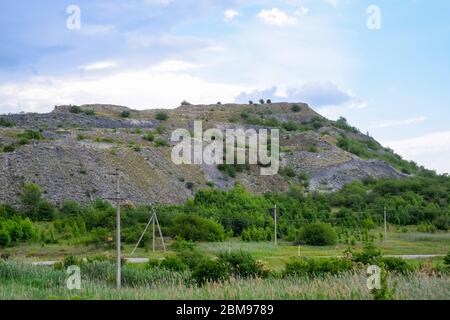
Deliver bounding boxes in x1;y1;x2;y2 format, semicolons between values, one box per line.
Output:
83;109;96;116
291;104;301;112
284;258;354;277
242;227;272;241
218;251;268;278
2;145;15;153
69;106;82;114
280;166;296;178
154;138;169;147
444;252;450;266
417;223;437;233
143;132;155;142
378;257;414;275
169;214;225;242
0;117;15;127
121;111;131;118
351;244;382;264
191;259;230;285
155;112;168;121
295;223;337;246
160;256;188;272
18;130;44;141
370;268;396;300
0;216;37;247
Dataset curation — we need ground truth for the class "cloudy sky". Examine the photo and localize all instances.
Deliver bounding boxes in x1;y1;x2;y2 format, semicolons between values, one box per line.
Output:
0;0;449;173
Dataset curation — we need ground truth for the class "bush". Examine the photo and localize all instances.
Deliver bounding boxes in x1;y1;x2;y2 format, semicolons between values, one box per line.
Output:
291;104;301;112
156;112;168;121
280;166;296;178
295;223;337;246
433;215;449;231
0;118;15;127
444;252;450;266
241;227;272;242
69;106;82;114
176;249;208;270
351;244;381;264
417;223;437;233
218;251;267;278
259;99;265;104
284;258;354;277
84;109;96;116
160;256;188;272
191;259;230;285
378;257;414;275
144;132;155;142
169;214;225;242
0;228;11;247
121;111;131;118
2;145;15;153
155;138;169;147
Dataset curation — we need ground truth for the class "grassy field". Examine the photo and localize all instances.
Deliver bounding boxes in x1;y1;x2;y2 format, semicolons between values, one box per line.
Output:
0;262;448;300
2;228;448;271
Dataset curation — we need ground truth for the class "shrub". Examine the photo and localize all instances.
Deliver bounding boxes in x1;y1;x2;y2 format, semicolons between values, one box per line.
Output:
144;132;155;142
155;112;168;121
185;182;194;190
280;166;296;178
176;249;208;270
160;256;188;272
295;223;337;246
249;100;253;105
417;223;437;233
0;118;15;127
169;214;225;242
181;100;191;106
266;99;272;104
18;138;29;145
0;228;11;247
259;99;265;104
284;258;354;277
291;104;301;112
218;251;267;278
155;138;169;147
241;227;272;242
121;111;131;118
378;257;413;275
18;130;44;141
84;109;96;116
351;244;382;264
433;215;449;231
2;145;15;153
444;252;450;266
191;259;230;285
69;106;82;114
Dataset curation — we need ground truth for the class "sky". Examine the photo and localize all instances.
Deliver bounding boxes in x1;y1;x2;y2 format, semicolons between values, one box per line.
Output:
0;0;449;173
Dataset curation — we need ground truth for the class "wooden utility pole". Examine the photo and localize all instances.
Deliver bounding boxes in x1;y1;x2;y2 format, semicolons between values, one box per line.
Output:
384;206;387;242
152;207;156;252
115;169;121;290
274;205;277;246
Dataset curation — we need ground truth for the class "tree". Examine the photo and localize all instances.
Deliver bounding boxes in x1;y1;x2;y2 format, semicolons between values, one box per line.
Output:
259;99;265;105
20;183;42;208
121;111;131;118
266;99;272;104
249;100;253;105
156;112;168;121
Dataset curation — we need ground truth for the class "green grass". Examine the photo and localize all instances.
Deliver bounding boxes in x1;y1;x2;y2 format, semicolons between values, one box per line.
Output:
0;267;448;300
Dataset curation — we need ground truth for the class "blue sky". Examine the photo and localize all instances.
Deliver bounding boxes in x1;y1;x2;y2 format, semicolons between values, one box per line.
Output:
0;0;449;173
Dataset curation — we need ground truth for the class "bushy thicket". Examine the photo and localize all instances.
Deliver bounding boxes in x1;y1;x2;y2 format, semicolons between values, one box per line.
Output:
284;258;354;277
294;223;337;246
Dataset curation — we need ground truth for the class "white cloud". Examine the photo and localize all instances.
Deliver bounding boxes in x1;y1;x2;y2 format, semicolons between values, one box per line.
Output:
324;0;338;8
0;67;245;113
79;61;118;71
383;131;450;174
235;82;359;108
224;9;240;21
295;6;309;16
150;60;199;73
369;116;427;129
257;8;297;27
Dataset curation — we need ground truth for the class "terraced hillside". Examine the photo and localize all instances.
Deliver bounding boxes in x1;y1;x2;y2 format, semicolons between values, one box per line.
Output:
0;102;410;205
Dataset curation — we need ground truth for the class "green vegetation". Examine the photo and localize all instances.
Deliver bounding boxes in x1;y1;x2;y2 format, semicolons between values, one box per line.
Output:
0;118;15;127
294;223;337;246
121;111;131;118
155;112;168;121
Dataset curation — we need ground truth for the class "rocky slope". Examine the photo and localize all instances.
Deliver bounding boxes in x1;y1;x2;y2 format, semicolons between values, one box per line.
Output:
0;103;405;205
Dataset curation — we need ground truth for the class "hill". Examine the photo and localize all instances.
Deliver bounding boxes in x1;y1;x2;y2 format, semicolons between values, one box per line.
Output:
0;102;416;206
